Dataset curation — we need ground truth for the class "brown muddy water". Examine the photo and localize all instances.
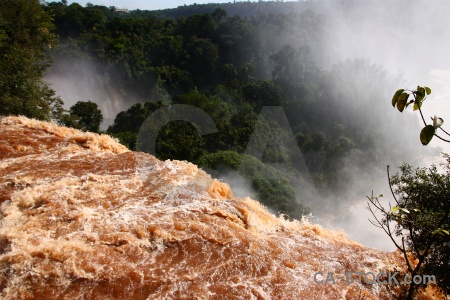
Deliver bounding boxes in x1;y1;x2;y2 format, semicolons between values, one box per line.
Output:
0;116;444;299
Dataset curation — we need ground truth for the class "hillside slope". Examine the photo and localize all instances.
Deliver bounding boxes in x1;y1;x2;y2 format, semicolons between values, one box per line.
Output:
0;116;437;299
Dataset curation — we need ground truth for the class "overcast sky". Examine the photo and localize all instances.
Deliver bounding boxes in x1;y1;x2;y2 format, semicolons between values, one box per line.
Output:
67;0;272;10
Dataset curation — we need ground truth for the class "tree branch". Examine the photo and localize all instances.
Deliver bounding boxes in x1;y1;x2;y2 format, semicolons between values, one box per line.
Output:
387;165;400;205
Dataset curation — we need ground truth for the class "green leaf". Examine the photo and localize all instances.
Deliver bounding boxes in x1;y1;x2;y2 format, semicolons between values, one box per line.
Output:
391;206;399;212
432;228;441;235
392;89;404;107
432;228;449;236
413;102;422;111
396;92;409;112
413;86;426;110
416;86;425;98
420;125;436;145
399;208;410;214
416;94;424;104
425;86;431;95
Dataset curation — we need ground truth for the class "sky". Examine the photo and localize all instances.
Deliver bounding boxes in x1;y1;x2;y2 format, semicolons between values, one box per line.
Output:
67;0;273;10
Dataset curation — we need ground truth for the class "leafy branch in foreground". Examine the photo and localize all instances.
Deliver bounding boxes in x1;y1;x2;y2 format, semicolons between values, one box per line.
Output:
368;86;450;299
367;159;450;299
391;86;449;145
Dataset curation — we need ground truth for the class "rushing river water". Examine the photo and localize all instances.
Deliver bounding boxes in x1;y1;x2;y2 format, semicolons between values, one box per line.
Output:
1;116;443;299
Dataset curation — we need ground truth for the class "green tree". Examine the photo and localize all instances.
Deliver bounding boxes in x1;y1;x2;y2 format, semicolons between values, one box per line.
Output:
63;101;103;132
368;162;450;299
212;7;227;24
185;36;219;86
155;120;206;162
110;131;138;150
241;80;284;111
0;0;63;121
107;102;164;134
368;87;450;299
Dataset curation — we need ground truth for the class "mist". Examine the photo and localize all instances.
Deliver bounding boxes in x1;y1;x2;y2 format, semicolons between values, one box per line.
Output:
45;47;158;130
258;0;450;250
321;0;450;157
44;0;450;251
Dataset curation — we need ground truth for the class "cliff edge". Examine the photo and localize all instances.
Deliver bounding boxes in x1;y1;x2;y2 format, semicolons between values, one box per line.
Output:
0;116;431;299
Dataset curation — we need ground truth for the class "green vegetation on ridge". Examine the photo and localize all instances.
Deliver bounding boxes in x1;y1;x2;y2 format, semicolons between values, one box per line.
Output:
1;1;449;296
0;0;431;220
1;0;420;221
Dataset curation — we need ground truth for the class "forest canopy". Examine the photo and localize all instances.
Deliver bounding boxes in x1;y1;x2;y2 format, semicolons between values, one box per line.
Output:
0;0;63;120
1;0;434;221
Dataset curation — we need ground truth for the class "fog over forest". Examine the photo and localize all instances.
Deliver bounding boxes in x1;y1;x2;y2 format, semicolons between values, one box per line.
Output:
45;0;450;251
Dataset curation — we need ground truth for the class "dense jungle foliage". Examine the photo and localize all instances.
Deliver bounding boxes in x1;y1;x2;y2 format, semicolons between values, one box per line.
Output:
0;0;63;120
2;2;448;296
2;0;422;221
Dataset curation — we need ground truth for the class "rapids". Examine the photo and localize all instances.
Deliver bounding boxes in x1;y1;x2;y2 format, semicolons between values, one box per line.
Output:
0;116;442;299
